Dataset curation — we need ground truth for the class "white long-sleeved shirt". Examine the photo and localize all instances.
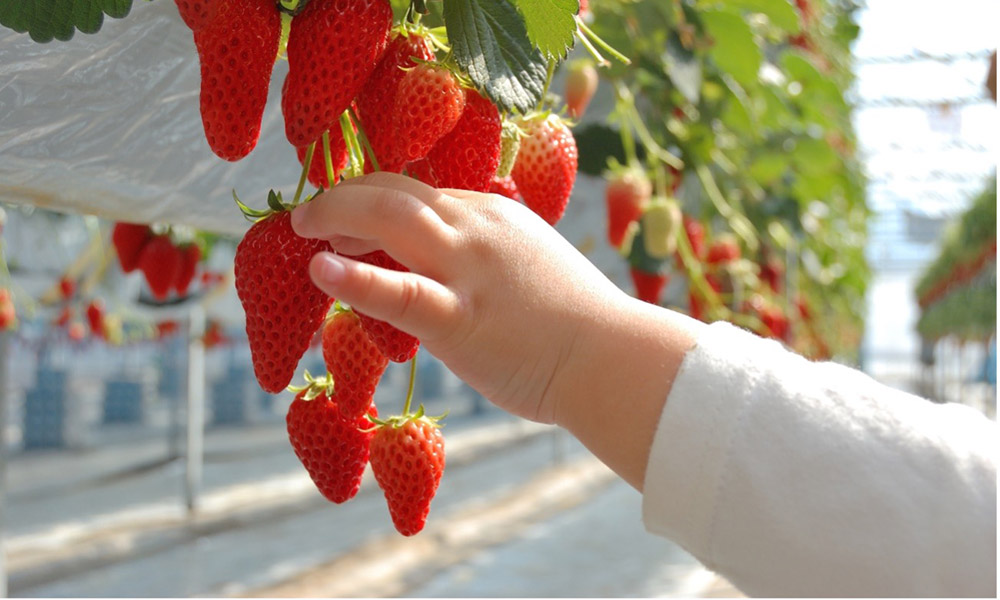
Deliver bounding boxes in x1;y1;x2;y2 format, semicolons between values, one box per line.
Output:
642;321;997;597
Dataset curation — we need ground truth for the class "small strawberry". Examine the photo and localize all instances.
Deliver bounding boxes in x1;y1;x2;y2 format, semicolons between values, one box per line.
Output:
174;243;202;297
138;235;182;301
631;267;668;305
174;0;222;31
68;321;86;342
391;64;466;164
296;127;349;190
369;408;445;536
112;222;152;273
407;90;502;193
282;0;392;147
54;306;72;328
58;276;76;300
234;192;335;393
322;306;389;421
0;289;15;330
605;168;652;248
287;372;377;504
706;234;741;266
157;320;180;338
351;251;420;362
640;197;681;259
759;255;784;294
86;298;105;339
356;31;436;173
565;60;598;119
193;0;281;161
511;114;578;226
489;175;521;201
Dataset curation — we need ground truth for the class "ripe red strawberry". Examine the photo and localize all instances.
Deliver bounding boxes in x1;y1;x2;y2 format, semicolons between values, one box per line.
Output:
352;251;420;362
565;61;598;119
322;307;388;421
174;244;202;297
235;206;336;393
707;234;741;266
630;268;668;305
369;414;445;536
511;114;578;225
409;90;502;193
112;222;152;273
138;235;182;301
174;0;222;31
282;0;392;148
489;175;521;201
193;0;280;161
391;64;465;163
295;127;349;189
54;306;72;328
759;256;784;294
606;169;651;248
0;289;15;330
86;299;105;338
286;373;377;504
157;320;180;338
356;31;436;173
58;276;76;300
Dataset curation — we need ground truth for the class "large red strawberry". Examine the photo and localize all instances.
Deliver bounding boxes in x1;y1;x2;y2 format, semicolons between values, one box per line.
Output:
112;222;152;273
351;251;420;362
138;235;182;301
605;168;651;248
369;413;445;536
286;373;377;504
322;306;389;420
630;268;668;305
295;127;349;190
489;175;521;201
511;114;578;225
356;31;436;173
174;0;222;31
391;64;465;164
282;0;392;148
234;197;336;393
565;60;598;119
174;243;202;297
407;90;502;193
193;0;281;161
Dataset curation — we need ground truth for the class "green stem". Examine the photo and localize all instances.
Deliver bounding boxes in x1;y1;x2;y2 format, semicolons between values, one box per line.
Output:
292;142;315;205
349;107;381;172
540;58;557;108
694;163;758;252
322;130;336;187
577;18;631;65
339;112;364;179
575;28;609;67
403;354;417;416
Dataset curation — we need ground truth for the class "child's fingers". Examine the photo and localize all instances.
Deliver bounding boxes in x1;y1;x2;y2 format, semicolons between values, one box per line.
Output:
308;252;461;344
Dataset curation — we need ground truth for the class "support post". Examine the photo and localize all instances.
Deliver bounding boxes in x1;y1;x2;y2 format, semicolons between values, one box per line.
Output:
184;306;206;514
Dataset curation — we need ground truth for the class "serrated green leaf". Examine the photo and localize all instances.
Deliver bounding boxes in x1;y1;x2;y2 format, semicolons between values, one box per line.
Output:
509;0;577;59
700;9;761;89
0;0;132;43
443;0;548;114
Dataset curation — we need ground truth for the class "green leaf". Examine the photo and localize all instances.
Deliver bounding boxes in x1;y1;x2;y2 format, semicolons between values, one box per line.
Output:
0;0;132;43
510;0;578;59
700;9;762;89
722;0;799;33
443;0;548;113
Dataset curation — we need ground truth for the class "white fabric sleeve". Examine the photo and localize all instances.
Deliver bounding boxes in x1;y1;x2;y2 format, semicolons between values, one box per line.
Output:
642;321;997;597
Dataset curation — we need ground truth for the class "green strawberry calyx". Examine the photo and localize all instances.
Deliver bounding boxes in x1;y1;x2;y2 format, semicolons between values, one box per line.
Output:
365;404;446;431
232;189;299;223
287;369;336;400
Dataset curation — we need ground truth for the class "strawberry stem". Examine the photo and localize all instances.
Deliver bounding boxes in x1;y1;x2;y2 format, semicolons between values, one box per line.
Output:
349;107;381;172
402;354;417;416
576;17;631;65
339;112;364;178
322;130;336;187
539;58;557;109
292;142;316;206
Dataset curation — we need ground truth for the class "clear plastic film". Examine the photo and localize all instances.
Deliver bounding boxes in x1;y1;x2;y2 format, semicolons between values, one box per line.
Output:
0;0;303;236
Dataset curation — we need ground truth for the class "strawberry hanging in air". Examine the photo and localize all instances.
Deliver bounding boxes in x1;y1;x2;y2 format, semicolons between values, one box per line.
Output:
605;166;652;249
138;235;182;301
564;60;598;119
630;268;669;305
391;63;466;164
511;113;578;226
234;191;336;393
351;251;420;363
706;233;741;266
174;243;202;297
112;222;152;273
192;0;281;160
287;371;377;504
282;0;392;148
322;305;389;421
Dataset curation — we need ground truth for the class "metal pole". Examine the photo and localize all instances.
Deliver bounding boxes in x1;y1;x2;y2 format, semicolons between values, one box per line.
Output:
0;331;12;598
184;305;206;514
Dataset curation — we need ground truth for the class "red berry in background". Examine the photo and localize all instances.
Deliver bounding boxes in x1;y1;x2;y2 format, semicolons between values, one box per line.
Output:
286;376;377;504
137;235;182;301
58;276;76;300
370;416;445;536
356;31;436;173
86;299;105;338
392;64;466;164
605;169;652;248
511;114;578;226
630;268;668;305
204;320;227;348
193;0;281;161
351;251;420;362
322;307;389;421
296;127;349;190
174;244;202;297
706;234;741;266
174;0;222;31
282;0;392;148
68;321;86;342
157;320;180;338
795;293;812;321
489;175;521;201
407;90;502;193
54;306;72;328
0;290;15;330
234;210;335;393
565;61;598;119
759;256;784;294
112;223;152;273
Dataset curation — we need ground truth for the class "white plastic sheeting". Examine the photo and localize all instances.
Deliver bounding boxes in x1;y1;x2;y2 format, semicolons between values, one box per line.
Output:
0;0;305;236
